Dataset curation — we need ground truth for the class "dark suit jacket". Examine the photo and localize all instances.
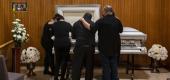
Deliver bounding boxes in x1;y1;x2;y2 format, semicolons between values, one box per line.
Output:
72;20;95;46
92;15;123;56
52;21;72;47
41;22;54;50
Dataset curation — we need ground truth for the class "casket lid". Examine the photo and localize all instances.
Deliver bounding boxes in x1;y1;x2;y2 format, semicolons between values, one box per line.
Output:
120;27;146;36
120;27;147;41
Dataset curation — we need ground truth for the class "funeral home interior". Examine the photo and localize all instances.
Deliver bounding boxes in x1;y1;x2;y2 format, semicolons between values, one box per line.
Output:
0;0;170;80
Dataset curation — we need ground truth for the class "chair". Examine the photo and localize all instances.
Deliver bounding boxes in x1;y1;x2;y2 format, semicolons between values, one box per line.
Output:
0;55;24;80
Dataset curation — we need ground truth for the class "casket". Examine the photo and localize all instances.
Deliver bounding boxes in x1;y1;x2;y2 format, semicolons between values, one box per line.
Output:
70;27;147;54
56;5;147;54
120;27;147;54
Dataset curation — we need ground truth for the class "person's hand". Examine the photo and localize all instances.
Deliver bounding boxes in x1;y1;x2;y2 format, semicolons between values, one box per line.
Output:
79;17;85;22
48;19;55;24
79;17;90;30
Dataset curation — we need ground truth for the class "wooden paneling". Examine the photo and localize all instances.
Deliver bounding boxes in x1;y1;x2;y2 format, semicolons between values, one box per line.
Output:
164;0;170;70
0;0;170;67
0;0;5;45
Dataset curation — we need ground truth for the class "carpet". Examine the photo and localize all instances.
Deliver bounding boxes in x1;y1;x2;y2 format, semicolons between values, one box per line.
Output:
21;67;150;80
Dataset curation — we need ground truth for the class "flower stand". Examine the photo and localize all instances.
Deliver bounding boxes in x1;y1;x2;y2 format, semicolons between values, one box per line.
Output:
12;47;21;73
151;58;160;73
26;62;36;77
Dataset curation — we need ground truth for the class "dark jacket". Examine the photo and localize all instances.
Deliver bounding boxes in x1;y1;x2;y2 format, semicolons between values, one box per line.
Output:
72;19;95;46
92;15;123;56
41;22;54;49
52;21;72;47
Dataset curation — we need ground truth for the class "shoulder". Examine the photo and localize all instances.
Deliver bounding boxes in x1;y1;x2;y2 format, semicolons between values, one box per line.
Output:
73;21;80;26
44;22;51;28
62;21;71;25
95;20;101;26
62;21;72;28
88;20;95;26
114;18;122;24
96;17;104;23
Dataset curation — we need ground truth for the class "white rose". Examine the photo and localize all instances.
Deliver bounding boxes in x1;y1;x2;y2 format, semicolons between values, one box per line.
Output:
13;34;17;37
17;35;22;39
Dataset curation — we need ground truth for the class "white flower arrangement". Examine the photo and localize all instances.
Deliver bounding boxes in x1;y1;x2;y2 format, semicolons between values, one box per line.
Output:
148;44;168;61
21;47;40;63
11;19;29;44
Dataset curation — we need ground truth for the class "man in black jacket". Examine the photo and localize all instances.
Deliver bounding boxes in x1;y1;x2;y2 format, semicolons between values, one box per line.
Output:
41;17;56;75
80;5;123;80
72;13;95;80
52;14;72;80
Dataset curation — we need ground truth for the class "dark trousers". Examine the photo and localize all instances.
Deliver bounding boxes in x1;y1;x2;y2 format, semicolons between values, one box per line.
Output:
72;46;94;80
100;53;119;80
54;46;70;80
44;48;54;73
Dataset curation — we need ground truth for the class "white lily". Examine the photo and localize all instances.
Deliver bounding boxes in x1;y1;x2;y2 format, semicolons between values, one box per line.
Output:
15;19;21;22
12;21;18;24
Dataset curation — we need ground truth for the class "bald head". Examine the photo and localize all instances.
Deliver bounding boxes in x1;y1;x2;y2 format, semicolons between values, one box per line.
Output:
103;5;114;16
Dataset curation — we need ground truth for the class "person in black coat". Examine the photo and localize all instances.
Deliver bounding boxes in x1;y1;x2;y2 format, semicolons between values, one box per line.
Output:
52;14;72;80
80;5;123;80
41;17;56;75
72;13;95;80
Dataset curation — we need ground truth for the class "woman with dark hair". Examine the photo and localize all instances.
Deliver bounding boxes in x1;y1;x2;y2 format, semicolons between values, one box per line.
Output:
53;13;64;21
71;13;95;80
52;13;72;80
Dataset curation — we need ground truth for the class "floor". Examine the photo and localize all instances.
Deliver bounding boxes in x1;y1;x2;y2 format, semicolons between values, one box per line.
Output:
21;66;170;80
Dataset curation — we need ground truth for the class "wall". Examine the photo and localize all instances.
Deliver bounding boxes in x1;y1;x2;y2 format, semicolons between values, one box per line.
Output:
164;0;170;69
0;0;170;68
0;0;5;45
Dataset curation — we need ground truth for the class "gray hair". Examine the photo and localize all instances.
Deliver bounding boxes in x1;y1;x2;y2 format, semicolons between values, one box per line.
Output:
104;5;114;16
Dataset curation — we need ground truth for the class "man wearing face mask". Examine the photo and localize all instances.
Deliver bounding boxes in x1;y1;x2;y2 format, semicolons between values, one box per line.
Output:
71;13;95;80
